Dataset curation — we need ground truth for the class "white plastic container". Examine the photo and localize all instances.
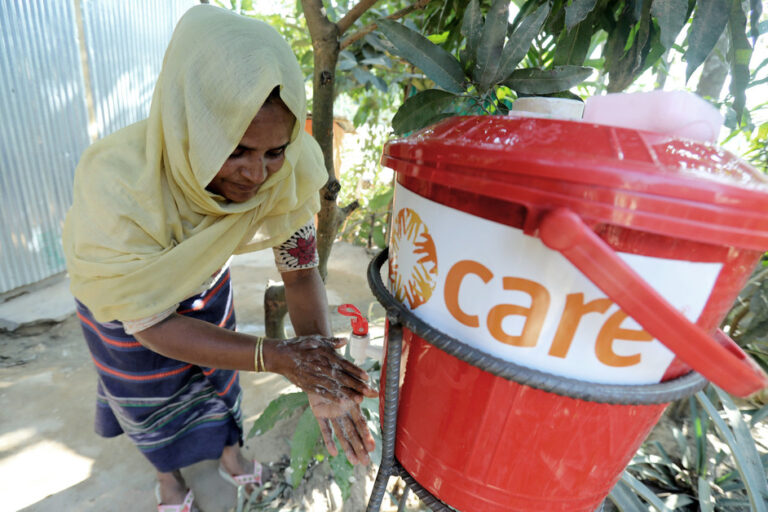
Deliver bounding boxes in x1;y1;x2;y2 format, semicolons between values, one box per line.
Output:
583;90;723;142
337;304;370;364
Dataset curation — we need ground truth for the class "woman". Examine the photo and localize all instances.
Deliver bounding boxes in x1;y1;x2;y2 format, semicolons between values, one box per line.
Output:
62;6;376;511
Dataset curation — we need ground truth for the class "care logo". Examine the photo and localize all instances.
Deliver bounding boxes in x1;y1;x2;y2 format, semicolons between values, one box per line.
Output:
389;207;438;310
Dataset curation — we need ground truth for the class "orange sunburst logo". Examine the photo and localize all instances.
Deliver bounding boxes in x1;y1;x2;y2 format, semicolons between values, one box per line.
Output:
389;207;438;310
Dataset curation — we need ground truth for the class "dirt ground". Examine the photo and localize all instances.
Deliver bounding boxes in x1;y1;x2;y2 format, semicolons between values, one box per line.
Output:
0;242;394;512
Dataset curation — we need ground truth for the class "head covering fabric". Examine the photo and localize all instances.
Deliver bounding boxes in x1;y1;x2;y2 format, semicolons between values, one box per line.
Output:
63;6;327;322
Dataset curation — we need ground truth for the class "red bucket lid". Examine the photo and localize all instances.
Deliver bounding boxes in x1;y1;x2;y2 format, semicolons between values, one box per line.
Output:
382;116;768;251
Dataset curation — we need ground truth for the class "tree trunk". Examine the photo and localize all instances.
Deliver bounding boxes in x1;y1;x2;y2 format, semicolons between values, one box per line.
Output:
306;5;343;280
262;0;381;337
264;283;287;339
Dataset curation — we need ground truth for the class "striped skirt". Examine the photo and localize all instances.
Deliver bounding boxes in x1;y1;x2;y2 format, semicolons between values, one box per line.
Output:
75;269;243;472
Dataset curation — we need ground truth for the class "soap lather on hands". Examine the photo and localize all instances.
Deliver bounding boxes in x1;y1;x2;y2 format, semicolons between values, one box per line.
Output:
271;335;378;465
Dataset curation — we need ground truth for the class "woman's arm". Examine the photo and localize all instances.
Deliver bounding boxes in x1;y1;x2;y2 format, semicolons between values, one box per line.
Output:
134;313;258;370
133;266;377;464
282;266;332;337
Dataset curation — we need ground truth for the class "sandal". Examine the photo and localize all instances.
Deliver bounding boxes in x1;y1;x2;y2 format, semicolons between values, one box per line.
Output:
155;483;196;512
218;460;264;488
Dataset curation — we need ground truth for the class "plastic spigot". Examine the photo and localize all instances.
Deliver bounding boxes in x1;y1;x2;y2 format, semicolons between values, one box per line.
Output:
337;303;368;336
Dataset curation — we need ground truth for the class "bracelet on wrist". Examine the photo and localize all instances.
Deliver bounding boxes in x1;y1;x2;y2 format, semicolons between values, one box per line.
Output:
254;336;265;372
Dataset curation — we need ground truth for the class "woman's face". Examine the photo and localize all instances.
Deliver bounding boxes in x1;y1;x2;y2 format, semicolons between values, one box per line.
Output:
207;101;296;203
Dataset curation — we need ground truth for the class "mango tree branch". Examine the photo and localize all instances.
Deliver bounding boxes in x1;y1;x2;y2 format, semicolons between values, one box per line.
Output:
302;0;339;183
340;0;434;50
337;0;381;35
302;0;348;280
264;282;287;339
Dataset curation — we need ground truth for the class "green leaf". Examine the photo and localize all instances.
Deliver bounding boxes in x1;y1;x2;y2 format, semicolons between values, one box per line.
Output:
699;389;768;512
604;5;635;90
688;396;709;475
554;13;596;65
727;0;753;123
608;476;651;511
338;51;358;71
367;187;394;211
391;89;459;135
510;0;542;33
751;0;764;41
361;396;382;464
352;108;367;127
474;0;510;91
411;112;455;135
364;33;390;53
502;65;593;94
361;56;392;68
436;0;454;31
565;0;598;30
604;0;653;92
651;0;689;48
494;2;551;82
290;407;321;488
698;476;716;512
248;392;309;438
663;494;694;509
351;67;388;93
751;402;768;427
748;281;768;318
670;425;691;470
325;2;337;22
684;0;729;81
631;0;645;22
377;19;466;93
461;0;482;66
427;31;450;44
620;471;674;512
637;29;668;76
329;451;355;500
372;224;386;248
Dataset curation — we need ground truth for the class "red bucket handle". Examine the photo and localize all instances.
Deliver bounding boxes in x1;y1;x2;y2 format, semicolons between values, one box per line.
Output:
538;208;768;397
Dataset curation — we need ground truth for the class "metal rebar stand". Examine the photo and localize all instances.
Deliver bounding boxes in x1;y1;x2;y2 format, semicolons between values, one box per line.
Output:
365;249;455;512
364;248;707;512
364;315;455;512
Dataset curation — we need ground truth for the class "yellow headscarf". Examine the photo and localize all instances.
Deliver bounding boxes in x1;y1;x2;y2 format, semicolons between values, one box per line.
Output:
62;5;327;322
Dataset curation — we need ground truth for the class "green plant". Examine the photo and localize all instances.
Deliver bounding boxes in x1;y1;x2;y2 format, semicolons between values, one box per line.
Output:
609;386;768;511
337;121;396;250
721;254;768;376
243;358;382;511
374;0;764;136
376;0;592;135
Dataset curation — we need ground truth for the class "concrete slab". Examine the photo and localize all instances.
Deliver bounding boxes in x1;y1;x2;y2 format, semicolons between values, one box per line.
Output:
0;277;75;332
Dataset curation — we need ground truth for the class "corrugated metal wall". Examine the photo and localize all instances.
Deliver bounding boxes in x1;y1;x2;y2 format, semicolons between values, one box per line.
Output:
0;0;196;294
0;1;90;294
81;0;194;139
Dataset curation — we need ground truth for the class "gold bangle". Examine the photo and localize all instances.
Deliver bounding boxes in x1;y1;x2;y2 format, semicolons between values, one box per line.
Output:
259;336;266;372
254;336;264;372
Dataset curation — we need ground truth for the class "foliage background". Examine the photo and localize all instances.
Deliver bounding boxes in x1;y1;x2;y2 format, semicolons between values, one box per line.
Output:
237;0;767;256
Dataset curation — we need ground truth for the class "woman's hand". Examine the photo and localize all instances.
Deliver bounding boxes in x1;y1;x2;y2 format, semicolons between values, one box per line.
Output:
307;390;376;465
265;335;378;464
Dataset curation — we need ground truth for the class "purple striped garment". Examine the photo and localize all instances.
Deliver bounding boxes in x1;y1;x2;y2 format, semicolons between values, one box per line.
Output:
75;269;243;472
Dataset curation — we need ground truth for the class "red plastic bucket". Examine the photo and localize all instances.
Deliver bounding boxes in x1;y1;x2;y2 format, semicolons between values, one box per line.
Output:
379;116;768;511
